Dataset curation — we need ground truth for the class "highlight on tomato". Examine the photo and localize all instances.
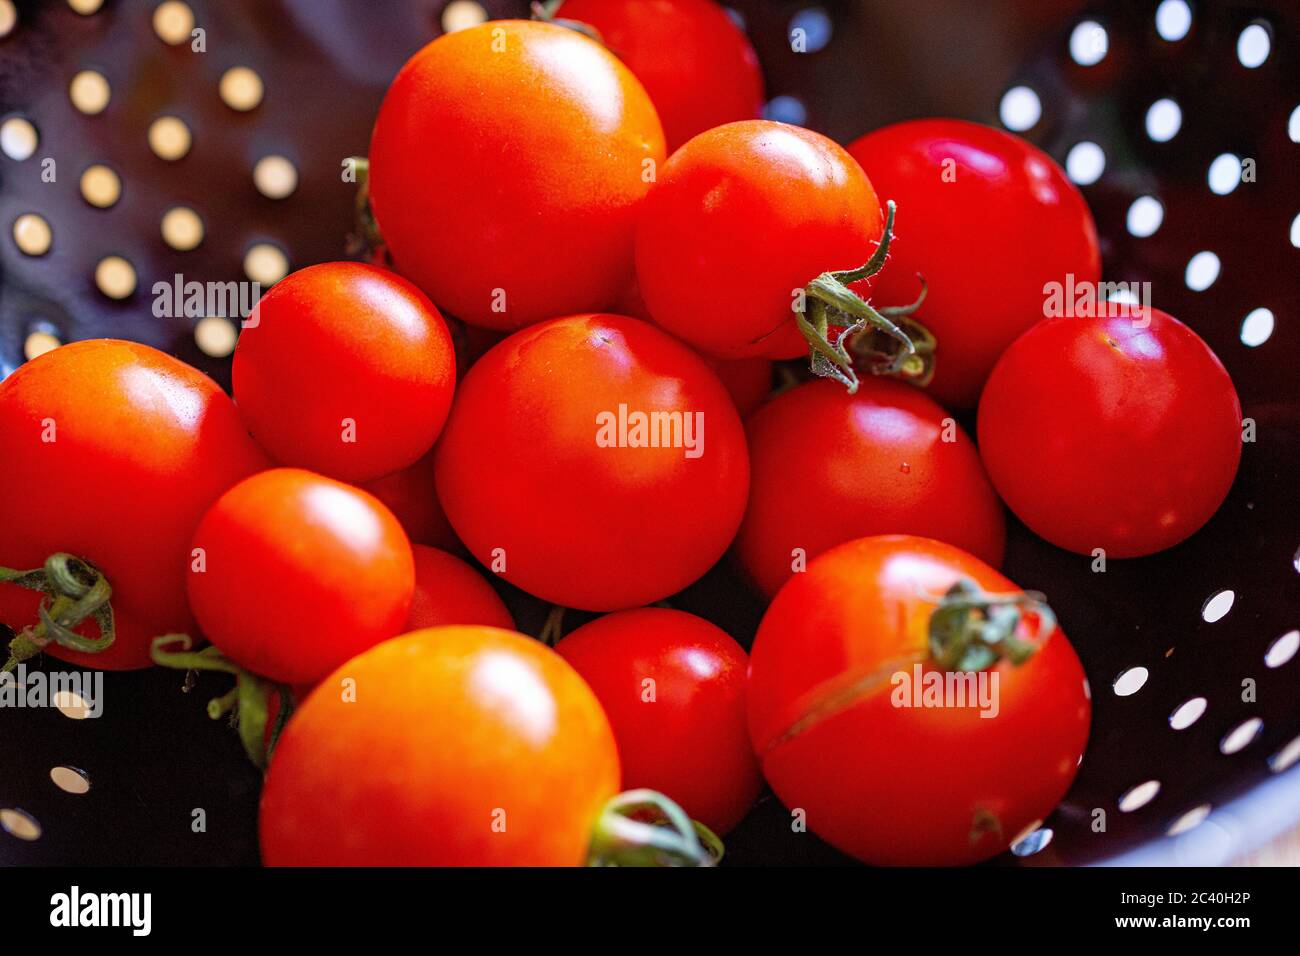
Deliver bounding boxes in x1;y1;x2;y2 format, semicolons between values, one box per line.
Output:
747;535;1091;866
736;377;1005;599
0;340;266;670
556;608;762;835
978;306;1242;558
260;626;720;866
368;19;665;329
435;313;749;611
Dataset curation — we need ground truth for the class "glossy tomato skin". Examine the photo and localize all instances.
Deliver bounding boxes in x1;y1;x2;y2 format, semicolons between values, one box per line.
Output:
748;535;1091;866
706;356;772;419
556;0;763;150
233;262;455;484
847;119;1100;409
555;608;761;835
188;468;415;685
636;120;884;360
0;340;267;669
362;448;460;552
260;626;620;866
406;544;513;631
369;20;665;329
435;314;749;611
978;308;1241;558
737;378;1004;598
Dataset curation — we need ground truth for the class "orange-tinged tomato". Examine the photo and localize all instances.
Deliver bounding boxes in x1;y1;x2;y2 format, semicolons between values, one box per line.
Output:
406;544;513;631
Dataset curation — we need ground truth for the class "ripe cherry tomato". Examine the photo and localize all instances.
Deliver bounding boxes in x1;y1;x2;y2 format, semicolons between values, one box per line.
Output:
736;378;1005;598
0;340;266;669
369;20;665;329
233;262;455;484
747;535;1091;865
406;544;513;631
435;314;749;611
188;468;415;685
636;120;884;360
554;0;763;150
260;626;620;865
555;608;761;835
847;119;1100;409
978;307;1241;557
706;356;772;419
362;448;460;552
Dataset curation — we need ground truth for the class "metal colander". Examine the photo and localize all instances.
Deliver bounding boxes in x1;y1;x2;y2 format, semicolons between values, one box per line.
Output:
1;0;1296;866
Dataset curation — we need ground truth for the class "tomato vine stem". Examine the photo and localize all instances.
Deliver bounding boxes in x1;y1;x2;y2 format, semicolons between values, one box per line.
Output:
587;788;723;867
0;553;115;671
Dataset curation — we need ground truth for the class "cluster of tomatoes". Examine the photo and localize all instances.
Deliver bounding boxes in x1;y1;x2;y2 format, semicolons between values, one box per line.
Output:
0;2;1244;867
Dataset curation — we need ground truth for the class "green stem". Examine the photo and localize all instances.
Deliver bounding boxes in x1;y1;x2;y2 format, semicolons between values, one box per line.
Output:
926;579;1056;671
1;553;115;671
537;605;567;647
587;789;723;867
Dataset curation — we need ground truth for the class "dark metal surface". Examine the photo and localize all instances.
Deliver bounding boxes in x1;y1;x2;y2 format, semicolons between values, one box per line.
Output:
1;0;1297;866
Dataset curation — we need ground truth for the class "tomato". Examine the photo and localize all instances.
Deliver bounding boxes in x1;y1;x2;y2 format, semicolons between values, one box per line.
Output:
635;120;885;361
706;356;772;419
747;535;1091;865
369;20;665;329
978;307;1241;558
553;0;763;150
435;314;749;611
187;468;415;685
555;608;761;835
736;378;1004;598
847;118;1100;409
233;262;455;484
406;544;513;631
362;448;460;552
0;340;266;669
260;626;620;865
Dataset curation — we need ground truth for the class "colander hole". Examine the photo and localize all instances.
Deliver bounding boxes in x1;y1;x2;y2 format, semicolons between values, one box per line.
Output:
69;70;111;115
1112;666;1149;696
1289;212;1298;248
24;331;60;360
1126;196;1163;237
219;66;264;112
1065;141;1104;185
68;0;105;14
1166;804;1211;836
253;155;298;199
725;8;746;31
50;766;91;795
1170;696;1207;730
1068;20;1107;67
153;1;195;46
0;116;38;161
1266;630;1299;668
1155;0;1192;41
1185;251;1221;292
80;164;121;208
195;316;238;357
999;86;1041;132
1207;153;1242;195
441;1;488;34
244;243;289;285
54;689;92;719
1145;99;1181;142
161;206;204;251
0;0;16;38
1219;717;1263;755
94;255;137;300
0;808;41;840
763;96;807;126
1289;106;1299;143
1118;780;1161;812
789;8;833;54
1236;23;1271;70
1010;824;1053;856
1270;736;1300;773
1239;308;1273;347
12;213;52;256
148;116;192;161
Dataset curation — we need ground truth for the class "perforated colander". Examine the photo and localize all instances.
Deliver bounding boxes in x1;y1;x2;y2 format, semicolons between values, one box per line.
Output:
0;0;1296;866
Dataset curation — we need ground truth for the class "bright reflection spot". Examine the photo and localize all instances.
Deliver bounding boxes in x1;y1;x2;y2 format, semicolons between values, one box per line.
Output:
1155;0;1192;42
999;86;1041;131
1126;196;1164;237
1185;251;1221;292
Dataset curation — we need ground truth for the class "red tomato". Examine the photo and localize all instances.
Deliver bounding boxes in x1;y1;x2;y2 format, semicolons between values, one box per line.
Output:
705;356;772;419
362;448;460;552
233;262;455;484
369;20;665;329
555;608;761;835
847;119;1100;409
0;340;266;669
435;314;749;611
554;0;763;150
737;378;1004;598
636;120;884;360
978;307;1241;557
188;468;415;685
260;626;620;865
747;535;1091;865
406;544;513;631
